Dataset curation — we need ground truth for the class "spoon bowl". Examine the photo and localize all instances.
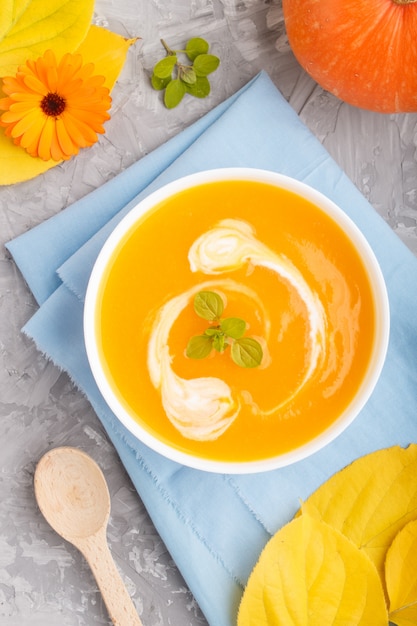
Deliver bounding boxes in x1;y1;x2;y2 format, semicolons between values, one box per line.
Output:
35;446;110;541
34;447;143;626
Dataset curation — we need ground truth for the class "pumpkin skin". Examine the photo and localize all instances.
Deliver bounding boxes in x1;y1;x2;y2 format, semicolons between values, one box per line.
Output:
282;0;417;113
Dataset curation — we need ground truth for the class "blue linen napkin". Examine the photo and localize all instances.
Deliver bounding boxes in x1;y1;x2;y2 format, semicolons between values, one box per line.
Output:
7;71;417;626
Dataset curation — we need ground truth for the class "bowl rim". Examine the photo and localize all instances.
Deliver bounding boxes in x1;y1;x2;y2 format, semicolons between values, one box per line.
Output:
83;167;390;474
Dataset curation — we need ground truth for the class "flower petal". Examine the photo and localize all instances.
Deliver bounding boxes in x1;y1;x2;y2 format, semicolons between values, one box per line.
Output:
0;96;14;111
22;73;49;96
19;115;45;153
37;115;55;160
55;116;77;157
9;100;41;114
1;76;24;94
66;104;109;127
8;108;43;137
61;111;97;146
6;92;42;103
49;118;72;161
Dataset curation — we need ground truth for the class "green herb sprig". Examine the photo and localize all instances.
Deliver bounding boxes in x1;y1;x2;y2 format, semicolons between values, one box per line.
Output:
151;38;220;109
186;291;263;368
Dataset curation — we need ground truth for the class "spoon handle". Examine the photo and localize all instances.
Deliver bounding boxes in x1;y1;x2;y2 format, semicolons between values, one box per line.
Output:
79;529;143;626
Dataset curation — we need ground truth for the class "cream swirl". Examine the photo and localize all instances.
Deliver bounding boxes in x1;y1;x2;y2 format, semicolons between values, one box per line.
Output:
147;280;264;441
189;219;327;389
148;219;327;441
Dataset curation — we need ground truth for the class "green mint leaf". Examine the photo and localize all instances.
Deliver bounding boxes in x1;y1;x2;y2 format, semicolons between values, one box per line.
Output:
152;38;219;107
231;337;263;368
220;317;246;339
186;290;264;367
213;333;228;353
204;327;221;337
185;37;209;61
184;75;211;98
186;335;213;359
151;73;171;91
179;65;197;85
153;55;177;79
164;78;186;108
194;291;224;321
194;54;220;76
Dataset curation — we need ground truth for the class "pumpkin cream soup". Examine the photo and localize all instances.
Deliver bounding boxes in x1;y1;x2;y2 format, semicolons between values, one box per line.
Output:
96;179;375;463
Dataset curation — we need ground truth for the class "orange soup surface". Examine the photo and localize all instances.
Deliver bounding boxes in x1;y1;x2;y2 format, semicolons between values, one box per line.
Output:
97;180;375;463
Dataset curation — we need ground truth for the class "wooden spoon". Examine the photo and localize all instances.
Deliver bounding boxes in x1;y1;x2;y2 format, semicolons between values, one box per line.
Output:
34;446;143;626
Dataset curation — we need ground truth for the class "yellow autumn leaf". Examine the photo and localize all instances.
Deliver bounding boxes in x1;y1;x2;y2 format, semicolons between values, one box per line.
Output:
0;135;54;183
300;444;417;588
386;519;417;626
237;514;388;626
0;0;95;76
0;26;137;185
0;0;30;41
76;25;138;90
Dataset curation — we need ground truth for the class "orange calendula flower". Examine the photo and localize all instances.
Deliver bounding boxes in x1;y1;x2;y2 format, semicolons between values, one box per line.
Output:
0;49;112;161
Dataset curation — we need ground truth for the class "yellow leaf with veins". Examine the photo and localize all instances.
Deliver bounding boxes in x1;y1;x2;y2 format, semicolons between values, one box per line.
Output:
76;25;138;90
386;519;417;626
0;0;95;76
0;0;31;42
238;514;388;625
299;444;417;593
0;134;54;184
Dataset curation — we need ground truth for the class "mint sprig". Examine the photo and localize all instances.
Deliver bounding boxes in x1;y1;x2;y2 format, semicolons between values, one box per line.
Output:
186;291;263;368
151;38;220;108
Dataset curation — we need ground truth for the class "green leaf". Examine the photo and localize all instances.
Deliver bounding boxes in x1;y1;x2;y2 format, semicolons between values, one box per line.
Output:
186;335;213;359
151;72;171;90
186;290;264;368
153;55;177;79
204;327;221;337
185;76;211;99
194;53;220;76
213;334;228;353
185;37;209;61
220;317;246;340
164;78;186;108
231;337;263;368
152;38;219;108
179;65;197;85
194;291;224;321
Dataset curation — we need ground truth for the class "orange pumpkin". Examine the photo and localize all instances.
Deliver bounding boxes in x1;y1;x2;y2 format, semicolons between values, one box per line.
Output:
282;0;417;113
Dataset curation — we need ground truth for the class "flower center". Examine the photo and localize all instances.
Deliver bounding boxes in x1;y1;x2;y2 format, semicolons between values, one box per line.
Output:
40;92;66;117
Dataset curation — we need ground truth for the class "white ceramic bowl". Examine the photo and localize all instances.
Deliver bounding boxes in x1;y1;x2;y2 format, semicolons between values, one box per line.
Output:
84;168;390;473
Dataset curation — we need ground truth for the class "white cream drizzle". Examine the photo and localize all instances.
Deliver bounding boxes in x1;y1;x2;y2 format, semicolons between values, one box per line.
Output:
189;219;327;394
147;279;266;441
147;219;328;441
